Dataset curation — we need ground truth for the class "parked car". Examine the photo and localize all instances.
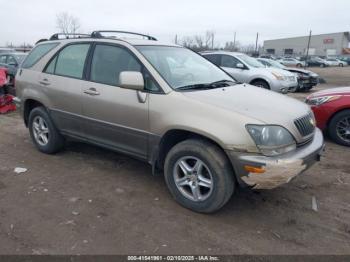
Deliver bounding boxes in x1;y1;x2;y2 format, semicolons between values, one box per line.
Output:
306;87;350;146
15;31;324;213
202;52;298;93
0;52;27;85
257;58;319;92
306;57;330;68
338;56;350;65
278;58;306;68
0;48;15;54
325;58;347;67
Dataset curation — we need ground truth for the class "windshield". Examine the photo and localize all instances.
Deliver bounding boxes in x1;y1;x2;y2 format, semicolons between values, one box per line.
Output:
267;60;286;69
136;46;234;89
236;54;265;68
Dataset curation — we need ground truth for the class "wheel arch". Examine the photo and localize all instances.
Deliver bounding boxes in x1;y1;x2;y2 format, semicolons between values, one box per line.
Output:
326;107;350;130
23;99;46;127
249;78;270;88
154;129;233;174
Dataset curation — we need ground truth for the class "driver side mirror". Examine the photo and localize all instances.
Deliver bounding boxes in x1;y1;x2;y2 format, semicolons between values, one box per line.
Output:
236;63;245;69
119;71;144;91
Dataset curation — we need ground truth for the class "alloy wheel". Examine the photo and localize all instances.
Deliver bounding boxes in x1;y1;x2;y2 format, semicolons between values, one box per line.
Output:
32;116;50;146
336;116;350;143
173;156;213;202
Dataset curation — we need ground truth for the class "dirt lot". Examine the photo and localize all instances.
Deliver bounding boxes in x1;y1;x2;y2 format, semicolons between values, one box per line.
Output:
0;67;349;255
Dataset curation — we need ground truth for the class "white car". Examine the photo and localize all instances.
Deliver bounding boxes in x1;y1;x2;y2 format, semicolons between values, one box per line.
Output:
325;58;347;67
278;58;306;68
202;52;298;93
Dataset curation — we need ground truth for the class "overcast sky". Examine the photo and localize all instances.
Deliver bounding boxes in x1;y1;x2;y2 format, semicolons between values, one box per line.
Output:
1;0;349;47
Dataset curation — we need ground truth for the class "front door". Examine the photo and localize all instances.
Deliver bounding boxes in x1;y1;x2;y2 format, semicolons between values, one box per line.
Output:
220;55;249;83
81;44;149;159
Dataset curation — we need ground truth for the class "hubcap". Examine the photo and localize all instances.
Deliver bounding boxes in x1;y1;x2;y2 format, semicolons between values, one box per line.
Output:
32;116;49;146
336;116;350;143
173;156;213;202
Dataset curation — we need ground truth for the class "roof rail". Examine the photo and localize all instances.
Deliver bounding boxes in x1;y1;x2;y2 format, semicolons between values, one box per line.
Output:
91;30;157;41
49;33;91;41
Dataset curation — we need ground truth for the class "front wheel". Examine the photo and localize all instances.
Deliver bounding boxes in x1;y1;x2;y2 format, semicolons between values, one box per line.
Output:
164;139;235;213
320;64;325;68
251;80;270;90
339;63;344;67
328;110;350;147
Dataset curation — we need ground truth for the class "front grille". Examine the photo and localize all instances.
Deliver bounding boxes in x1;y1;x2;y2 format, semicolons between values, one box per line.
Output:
294;112;316;137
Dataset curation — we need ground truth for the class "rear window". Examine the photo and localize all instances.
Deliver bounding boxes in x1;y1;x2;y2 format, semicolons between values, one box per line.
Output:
22;43;59;68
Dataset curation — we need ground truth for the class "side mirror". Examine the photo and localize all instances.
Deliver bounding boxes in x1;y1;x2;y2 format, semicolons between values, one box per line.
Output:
119;71;144;91
236;63;245;69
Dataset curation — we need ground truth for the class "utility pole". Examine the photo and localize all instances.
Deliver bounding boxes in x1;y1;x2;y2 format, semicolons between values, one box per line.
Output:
255;32;259;56
233;31;236;50
305;30;312;69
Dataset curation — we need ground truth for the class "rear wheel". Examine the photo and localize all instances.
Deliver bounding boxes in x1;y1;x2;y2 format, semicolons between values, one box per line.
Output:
328;110;350;147
28;107;65;154
164;139;235;213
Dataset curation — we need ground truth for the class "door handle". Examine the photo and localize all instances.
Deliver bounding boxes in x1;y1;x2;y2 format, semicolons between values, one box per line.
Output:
84;88;100;96
39;78;50;86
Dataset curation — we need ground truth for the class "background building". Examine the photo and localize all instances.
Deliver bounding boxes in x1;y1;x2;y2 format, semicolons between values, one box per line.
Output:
263;32;350;56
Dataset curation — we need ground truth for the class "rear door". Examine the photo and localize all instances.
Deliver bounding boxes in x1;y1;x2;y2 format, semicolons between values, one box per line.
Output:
42;43;91;137
81;43;150;159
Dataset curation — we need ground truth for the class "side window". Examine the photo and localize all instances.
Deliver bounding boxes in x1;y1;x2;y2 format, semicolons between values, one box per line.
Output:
90;44;160;92
0;55;6;63
7;56;17;65
221;55;241;68
203;54;220;66
22;43;59;68
55;44;90;79
45;56;57;74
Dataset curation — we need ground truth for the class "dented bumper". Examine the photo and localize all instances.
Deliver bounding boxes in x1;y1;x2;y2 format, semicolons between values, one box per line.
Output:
226;128;325;189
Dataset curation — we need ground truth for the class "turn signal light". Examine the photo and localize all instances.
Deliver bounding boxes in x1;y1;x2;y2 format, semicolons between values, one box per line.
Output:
244;165;265;174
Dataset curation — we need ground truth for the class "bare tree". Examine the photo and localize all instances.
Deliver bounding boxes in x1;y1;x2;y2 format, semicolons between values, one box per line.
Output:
56;12;81;35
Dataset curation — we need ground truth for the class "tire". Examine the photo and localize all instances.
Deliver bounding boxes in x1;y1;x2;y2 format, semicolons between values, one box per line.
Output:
296;63;302;68
320;64;325;68
328;110;350;147
339;63;344;67
28;106;65;154
251;80;270;90
164;139;235;213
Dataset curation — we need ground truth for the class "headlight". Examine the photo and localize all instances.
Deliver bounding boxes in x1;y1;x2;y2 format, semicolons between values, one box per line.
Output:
306;95;341;106
271;72;287;81
246;125;296;156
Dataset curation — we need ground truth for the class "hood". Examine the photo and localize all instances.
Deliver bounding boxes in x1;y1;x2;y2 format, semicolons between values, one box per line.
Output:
285;68;315;75
263;67;295;77
309;87;350;97
182;83;310;125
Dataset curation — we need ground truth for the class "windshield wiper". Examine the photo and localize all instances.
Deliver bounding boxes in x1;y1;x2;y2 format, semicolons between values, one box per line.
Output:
177;80;236;91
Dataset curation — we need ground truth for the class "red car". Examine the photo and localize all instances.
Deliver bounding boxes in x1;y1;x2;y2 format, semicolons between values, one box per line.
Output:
306;87;350;146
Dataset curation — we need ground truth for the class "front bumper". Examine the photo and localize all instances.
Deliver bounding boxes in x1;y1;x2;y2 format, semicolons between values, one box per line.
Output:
226;128;325;189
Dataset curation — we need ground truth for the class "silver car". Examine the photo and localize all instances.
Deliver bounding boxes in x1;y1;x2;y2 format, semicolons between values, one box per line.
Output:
202;52;298;93
278;58;306;68
14;31;324;213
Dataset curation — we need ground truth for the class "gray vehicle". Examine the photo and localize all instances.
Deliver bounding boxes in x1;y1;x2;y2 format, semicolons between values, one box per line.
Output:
202;52;298;93
14;31;324;213
0;52;27;84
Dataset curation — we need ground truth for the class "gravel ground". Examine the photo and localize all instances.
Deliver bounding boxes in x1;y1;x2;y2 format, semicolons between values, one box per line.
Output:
0;67;349;255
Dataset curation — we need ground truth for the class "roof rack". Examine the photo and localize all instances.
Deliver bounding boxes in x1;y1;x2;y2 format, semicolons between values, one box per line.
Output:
49;33;91;41
91;30;157;41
